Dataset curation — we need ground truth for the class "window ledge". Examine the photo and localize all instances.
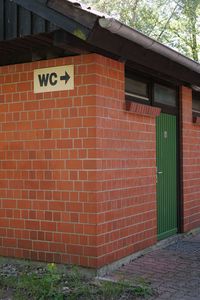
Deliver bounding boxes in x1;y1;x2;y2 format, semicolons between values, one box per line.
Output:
193;116;200;124
125;101;161;117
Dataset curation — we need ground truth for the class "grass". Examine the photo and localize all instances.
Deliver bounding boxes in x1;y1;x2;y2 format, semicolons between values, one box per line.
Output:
0;260;154;300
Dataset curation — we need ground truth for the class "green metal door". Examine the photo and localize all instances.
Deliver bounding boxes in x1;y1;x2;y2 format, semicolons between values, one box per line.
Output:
156;113;177;240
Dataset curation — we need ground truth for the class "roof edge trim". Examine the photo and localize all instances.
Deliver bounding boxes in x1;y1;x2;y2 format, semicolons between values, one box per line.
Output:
99;17;200;74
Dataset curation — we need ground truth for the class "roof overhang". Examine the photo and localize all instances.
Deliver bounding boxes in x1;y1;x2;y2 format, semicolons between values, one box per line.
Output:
1;0;200;88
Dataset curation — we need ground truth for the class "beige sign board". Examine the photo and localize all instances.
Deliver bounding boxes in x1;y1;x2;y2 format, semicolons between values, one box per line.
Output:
34;65;74;93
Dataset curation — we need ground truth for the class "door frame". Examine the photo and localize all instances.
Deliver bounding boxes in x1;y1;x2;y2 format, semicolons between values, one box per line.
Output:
156;113;178;239
125;69;183;235
154;86;182;237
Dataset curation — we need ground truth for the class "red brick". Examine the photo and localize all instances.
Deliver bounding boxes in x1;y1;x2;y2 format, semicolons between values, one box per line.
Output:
0;53;163;270
48;119;65;129
25;220;40;230
18;239;32;249
2;84;16;93
66;160;82;169
3;238;17;247
181;86;200;232
41;221;56;231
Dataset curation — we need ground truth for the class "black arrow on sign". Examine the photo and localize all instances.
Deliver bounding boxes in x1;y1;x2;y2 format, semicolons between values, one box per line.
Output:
60;71;70;84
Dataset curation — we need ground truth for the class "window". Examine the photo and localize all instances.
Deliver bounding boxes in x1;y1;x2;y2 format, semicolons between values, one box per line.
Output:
154;84;176;107
125;77;149;102
125;71;178;114
192;92;200;116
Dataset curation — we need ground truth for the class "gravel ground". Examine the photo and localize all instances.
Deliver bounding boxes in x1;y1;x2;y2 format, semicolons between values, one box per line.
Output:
0;257;153;300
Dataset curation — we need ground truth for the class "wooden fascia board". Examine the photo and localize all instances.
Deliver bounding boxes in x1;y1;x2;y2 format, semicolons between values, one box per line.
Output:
13;0;90;40
47;0;98;30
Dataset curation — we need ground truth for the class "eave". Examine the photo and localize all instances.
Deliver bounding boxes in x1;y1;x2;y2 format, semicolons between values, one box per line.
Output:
0;0;200;89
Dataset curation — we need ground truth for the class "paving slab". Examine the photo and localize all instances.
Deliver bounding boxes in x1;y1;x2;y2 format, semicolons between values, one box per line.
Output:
105;233;200;299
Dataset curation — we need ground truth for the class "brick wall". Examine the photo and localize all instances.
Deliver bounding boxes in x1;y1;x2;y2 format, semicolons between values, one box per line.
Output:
0;54;101;267
181;86;200;232
94;57;157;267
0;53;158;268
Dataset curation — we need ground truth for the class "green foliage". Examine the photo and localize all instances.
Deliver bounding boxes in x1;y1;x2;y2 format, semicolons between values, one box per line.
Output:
98;278;153;299
0;262;153;299
0;263;64;300
73;29;87;40
63;266;93;300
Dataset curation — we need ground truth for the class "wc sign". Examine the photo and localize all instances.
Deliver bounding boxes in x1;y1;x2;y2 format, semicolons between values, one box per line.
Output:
34;65;74;93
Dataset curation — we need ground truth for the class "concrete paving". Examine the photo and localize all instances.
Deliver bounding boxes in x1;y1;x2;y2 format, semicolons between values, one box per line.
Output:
106;232;200;299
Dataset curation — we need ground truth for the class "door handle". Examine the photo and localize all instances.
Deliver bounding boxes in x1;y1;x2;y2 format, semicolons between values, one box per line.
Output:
156;168;163;183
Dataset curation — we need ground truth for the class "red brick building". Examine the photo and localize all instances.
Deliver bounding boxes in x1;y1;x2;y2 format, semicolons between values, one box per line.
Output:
0;0;200;272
